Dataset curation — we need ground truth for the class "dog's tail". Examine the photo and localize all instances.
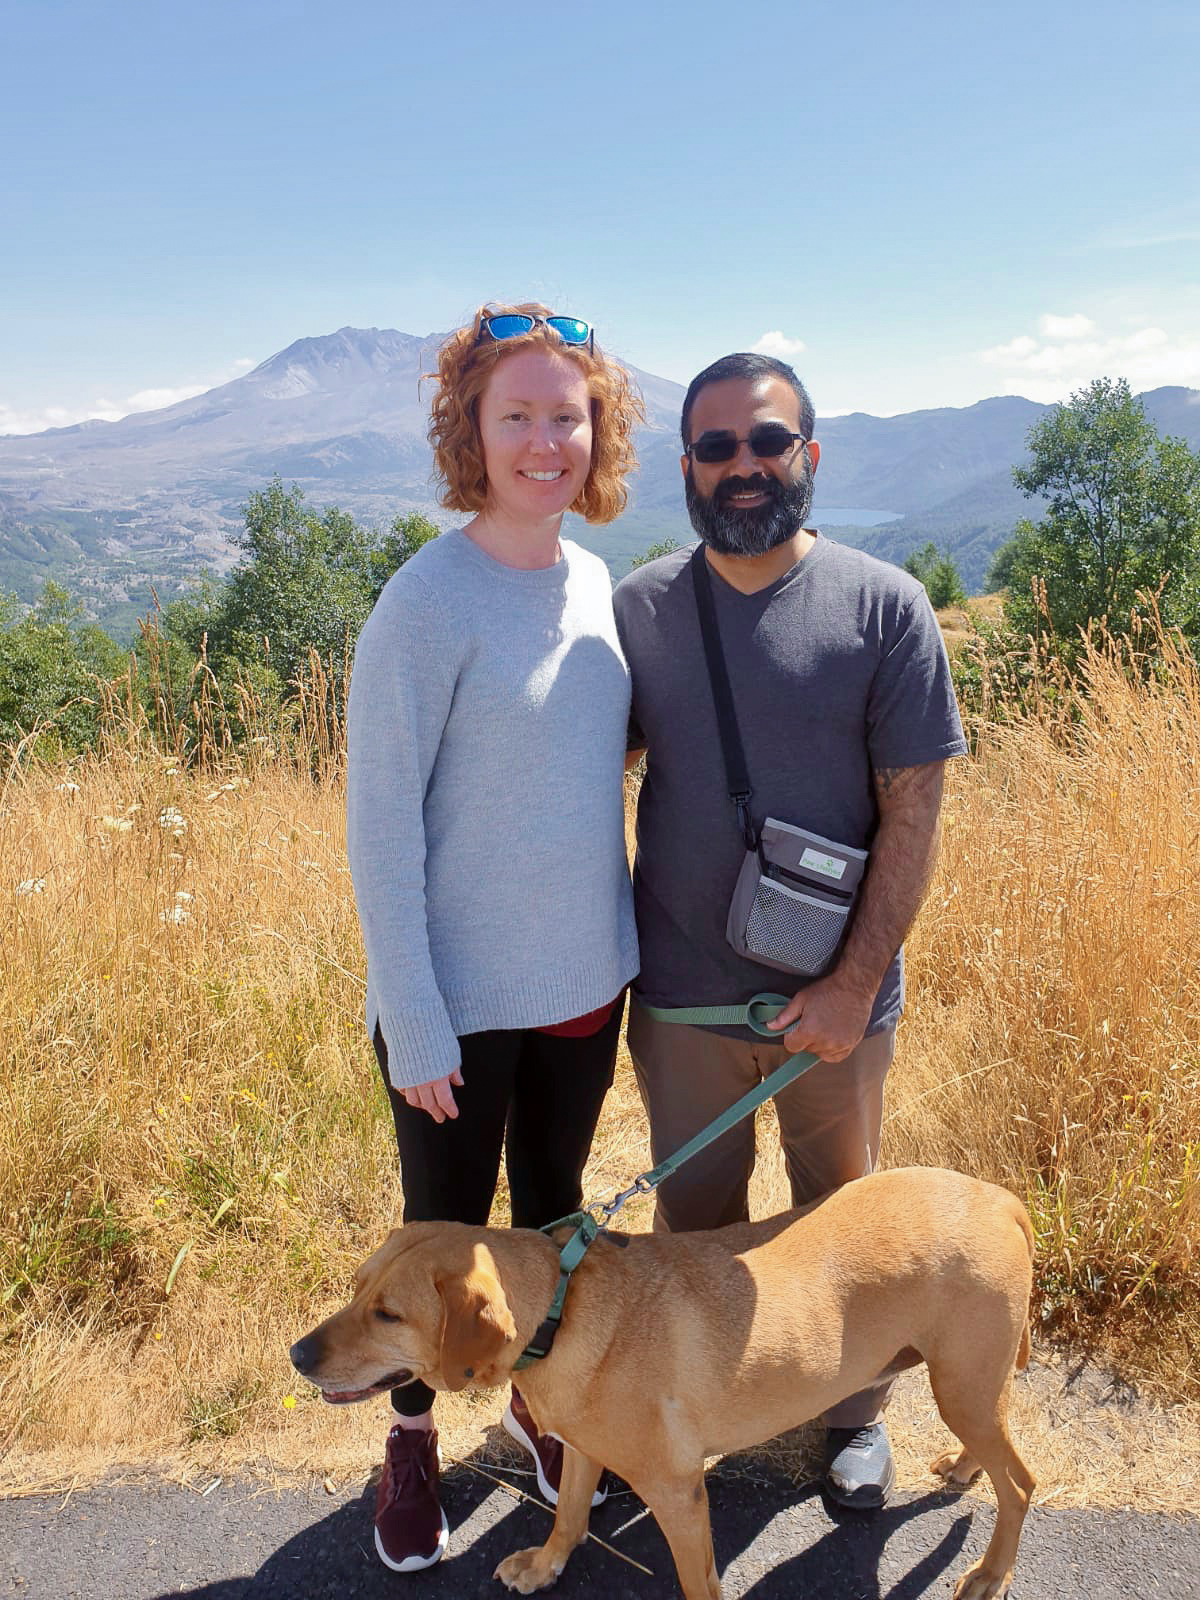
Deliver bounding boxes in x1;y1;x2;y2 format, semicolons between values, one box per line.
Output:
1016;1318;1032;1371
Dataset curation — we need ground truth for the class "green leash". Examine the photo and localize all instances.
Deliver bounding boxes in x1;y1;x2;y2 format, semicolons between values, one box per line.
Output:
513;992;818;1371
639;989;793;1038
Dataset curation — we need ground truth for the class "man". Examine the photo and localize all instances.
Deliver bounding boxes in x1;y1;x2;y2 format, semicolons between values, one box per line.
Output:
612;353;967;1509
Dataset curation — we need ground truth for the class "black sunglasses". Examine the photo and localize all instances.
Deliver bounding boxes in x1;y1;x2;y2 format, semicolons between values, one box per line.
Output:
686;423;808;465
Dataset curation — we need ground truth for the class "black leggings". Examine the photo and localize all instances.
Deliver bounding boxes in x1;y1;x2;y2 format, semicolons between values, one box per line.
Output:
373;1004;622;1415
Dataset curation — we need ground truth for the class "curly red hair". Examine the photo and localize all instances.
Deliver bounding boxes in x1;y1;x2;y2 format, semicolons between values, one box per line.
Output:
428;302;643;524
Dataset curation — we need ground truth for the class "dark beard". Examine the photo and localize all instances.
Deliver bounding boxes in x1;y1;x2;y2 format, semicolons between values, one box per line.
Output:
685;461;814;557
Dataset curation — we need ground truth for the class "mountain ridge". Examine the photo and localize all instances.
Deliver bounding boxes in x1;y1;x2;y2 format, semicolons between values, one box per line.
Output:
2;327;1197;634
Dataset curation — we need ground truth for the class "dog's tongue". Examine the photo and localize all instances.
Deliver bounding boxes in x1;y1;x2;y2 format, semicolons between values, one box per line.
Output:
320;1369;413;1404
321;1387;372;1404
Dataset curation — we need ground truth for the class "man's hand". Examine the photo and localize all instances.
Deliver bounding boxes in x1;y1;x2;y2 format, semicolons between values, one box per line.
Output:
402;1068;464;1123
767;760;949;1062
766;972;875;1061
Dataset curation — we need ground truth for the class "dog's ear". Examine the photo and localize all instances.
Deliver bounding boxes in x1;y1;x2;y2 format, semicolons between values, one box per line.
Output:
435;1258;517;1390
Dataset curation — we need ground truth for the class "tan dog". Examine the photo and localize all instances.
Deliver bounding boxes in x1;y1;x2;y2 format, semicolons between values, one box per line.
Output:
291;1166;1035;1600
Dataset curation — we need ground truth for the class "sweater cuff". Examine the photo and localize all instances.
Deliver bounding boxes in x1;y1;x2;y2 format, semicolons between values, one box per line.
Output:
372;1001;462;1090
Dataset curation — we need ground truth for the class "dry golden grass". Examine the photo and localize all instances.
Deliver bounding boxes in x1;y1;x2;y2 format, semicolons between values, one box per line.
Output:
900;627;1200;1372
935;591;1006;656
2;628;1198;1510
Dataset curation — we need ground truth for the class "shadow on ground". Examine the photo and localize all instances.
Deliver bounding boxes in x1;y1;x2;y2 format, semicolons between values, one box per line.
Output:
162;1432;976;1600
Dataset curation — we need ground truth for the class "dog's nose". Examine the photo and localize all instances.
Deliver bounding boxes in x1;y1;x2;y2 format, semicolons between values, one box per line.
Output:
289;1335;319;1375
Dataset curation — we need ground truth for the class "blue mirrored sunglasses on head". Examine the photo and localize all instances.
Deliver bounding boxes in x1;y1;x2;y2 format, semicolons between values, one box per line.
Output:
479;313;595;352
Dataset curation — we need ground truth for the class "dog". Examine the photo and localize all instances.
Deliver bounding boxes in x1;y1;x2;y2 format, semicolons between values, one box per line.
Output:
291;1166;1035;1600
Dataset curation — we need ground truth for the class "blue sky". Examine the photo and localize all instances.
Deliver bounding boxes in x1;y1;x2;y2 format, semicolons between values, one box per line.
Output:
3;0;1199;433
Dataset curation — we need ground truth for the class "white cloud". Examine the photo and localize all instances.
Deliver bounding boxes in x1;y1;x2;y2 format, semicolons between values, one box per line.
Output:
0;401;124;435
0;356;260;437
982;335;1038;363
978;315;1200;402
125;384;210;412
1124;326;1169;351
1038;313;1096;339
751;331;807;359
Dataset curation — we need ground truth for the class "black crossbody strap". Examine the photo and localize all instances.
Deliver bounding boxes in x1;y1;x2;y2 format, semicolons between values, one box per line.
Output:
691;545;757;851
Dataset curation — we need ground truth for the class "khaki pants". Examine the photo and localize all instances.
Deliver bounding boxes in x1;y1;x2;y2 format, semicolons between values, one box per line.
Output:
627;997;896;1428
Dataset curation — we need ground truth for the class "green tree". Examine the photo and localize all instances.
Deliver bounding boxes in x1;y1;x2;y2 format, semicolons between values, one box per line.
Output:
369;511;440;604
218;478;380;689
902;542;967;608
984;537;1022;594
630;536;682;570
153;483;443;757
0;582;127;752
164;482;440;694
1003;378;1200;652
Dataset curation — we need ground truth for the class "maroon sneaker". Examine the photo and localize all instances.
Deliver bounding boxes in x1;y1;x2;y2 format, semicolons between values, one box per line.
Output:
374;1422;449;1572
502;1388;607;1507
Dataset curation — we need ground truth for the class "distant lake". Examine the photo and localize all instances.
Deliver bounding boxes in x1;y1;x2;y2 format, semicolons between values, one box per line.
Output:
813;506;903;527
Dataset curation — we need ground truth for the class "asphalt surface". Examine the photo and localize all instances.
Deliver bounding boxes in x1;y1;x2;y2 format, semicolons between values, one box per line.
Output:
2;1453;1198;1600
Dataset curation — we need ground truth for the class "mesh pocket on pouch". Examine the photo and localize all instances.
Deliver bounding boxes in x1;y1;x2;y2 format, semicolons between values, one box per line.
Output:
744;875;849;975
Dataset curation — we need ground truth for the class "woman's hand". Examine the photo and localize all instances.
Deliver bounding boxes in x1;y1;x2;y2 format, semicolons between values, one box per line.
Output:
402;1068;464;1123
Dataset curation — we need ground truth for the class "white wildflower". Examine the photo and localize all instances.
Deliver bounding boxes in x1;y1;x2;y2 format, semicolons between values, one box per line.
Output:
204;778;247;801
17;878;46;895
158;806;187;837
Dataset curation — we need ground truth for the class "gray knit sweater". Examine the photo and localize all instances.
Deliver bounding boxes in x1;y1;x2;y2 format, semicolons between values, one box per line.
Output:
346;530;639;1089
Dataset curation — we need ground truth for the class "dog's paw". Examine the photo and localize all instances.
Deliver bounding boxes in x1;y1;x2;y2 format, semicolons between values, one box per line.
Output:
494;1546;564;1593
952;1557;1013;1599
931;1447;982;1487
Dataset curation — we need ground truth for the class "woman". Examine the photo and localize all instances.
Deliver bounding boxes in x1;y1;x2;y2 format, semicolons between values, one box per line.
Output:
345;304;642;1571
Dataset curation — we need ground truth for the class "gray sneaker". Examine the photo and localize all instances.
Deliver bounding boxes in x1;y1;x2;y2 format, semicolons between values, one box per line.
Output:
822;1422;896;1510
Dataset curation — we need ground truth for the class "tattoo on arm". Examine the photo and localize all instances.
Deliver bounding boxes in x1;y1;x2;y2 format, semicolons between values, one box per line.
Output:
835;761;948;997
872;762;945;808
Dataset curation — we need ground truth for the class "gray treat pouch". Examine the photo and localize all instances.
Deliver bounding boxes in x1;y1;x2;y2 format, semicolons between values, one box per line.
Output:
726;818;869;977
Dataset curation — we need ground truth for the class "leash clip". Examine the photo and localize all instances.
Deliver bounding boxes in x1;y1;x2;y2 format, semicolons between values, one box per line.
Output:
594;1173;655;1225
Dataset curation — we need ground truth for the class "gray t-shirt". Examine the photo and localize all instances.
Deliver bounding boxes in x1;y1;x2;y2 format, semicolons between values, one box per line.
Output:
612;535;967;1038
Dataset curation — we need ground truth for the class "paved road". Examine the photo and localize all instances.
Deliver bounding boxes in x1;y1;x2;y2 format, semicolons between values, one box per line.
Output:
2;1454;1197;1600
